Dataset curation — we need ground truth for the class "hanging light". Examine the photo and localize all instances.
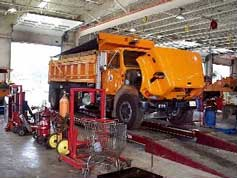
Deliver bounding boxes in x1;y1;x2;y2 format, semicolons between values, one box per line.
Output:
157;35;162;39
176;15;185;20
7;7;17;13
175;7;185;20
38;0;50;8
129;28;136;32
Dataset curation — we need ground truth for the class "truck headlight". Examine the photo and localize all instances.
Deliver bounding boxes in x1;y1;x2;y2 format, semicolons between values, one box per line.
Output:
82;93;91;105
189;101;196;107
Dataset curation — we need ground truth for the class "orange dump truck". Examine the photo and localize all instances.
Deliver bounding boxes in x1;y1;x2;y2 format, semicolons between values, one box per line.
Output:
48;33;204;128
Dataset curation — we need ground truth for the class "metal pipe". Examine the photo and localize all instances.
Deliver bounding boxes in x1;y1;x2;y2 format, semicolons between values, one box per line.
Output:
182;25;237;40
188;34;237;42
113;0;237;34
129;9;237;37
79;0;200;37
114;0;128;13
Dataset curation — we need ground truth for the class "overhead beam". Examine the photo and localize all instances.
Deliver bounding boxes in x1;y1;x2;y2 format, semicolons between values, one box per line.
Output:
187;32;237;42
125;9;237;36
182;26;237;39
114;0;128;13
85;12;101;23
215;41;237;47
200;36;237;43
79;0;200;37
124;0;237;35
132;10;237;39
111;0;237;35
160;21;237;39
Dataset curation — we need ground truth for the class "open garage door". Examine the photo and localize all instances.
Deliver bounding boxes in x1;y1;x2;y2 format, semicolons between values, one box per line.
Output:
11;42;60;106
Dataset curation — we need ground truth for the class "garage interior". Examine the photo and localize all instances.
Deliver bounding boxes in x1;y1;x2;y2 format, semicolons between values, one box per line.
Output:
0;0;237;178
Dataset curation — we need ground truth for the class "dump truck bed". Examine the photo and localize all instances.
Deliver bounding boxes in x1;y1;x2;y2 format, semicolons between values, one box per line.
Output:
49;32;155;85
48;51;97;83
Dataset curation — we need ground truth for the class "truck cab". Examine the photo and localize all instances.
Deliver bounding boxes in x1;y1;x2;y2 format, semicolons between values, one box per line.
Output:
102;48;146;95
100;45;204;128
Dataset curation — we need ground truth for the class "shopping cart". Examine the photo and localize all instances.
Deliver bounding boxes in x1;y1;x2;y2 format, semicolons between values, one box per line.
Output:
82;118;127;176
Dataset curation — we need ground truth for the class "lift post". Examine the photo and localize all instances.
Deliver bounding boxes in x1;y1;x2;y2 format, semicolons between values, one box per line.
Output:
59;88;130;174
59;88;107;169
127;120;237;178
141;121;237;153
5;85;24;131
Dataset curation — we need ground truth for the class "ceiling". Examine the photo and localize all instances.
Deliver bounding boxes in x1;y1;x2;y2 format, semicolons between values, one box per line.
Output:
14;13;83;36
101;0;237;55
0;0;236;59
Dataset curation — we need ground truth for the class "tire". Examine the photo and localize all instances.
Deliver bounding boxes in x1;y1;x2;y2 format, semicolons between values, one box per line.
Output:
18;127;26;136
116;94;143;129
49;88;59;110
48;133;58;149
32;131;38;139
169;109;194;125
56;139;69;155
37;136;45;144
12;126;18;133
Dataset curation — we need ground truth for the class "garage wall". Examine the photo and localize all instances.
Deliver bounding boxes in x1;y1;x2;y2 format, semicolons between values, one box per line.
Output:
61;30;77;52
0;16;12;70
0;37;11;68
12;31;62;47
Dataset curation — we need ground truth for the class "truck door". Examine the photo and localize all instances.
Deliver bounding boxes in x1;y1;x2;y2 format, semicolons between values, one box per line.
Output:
102;51;123;95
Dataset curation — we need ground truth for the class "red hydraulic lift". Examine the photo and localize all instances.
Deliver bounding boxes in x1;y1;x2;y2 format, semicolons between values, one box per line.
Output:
59;88;129;172
127;121;237;178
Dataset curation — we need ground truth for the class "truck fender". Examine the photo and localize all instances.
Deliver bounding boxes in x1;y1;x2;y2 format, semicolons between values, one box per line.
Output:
112;85;139;117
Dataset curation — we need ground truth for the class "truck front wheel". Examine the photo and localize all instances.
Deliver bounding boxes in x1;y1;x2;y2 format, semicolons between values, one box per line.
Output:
116;94;143;129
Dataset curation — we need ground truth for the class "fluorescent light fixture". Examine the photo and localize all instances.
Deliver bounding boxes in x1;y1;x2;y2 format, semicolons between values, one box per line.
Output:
145;33;152;37
7;7;17;13
157;35;162;39
129;28;136;32
176;15;185;20
38;0;50;8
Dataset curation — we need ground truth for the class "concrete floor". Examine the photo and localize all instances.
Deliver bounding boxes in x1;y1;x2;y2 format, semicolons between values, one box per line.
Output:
1;115;237;178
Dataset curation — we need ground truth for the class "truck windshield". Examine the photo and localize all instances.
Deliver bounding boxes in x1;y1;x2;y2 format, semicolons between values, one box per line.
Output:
123;50;146;67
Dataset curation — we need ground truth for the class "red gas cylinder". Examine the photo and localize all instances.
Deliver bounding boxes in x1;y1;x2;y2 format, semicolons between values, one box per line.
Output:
216;97;223;110
37;107;51;137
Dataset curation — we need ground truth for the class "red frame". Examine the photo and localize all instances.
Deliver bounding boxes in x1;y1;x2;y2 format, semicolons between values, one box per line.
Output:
128;132;229;178
5;85;24;131
11;85;23;113
142;121;237;153
127;120;237;178
60;88;106;169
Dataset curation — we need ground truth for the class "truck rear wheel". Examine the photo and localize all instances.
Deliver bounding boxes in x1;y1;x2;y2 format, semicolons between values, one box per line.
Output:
169;109;193;125
116;94;143;129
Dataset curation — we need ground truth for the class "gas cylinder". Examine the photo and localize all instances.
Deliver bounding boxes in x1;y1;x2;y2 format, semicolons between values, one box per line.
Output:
59;91;69;118
37;107;51;137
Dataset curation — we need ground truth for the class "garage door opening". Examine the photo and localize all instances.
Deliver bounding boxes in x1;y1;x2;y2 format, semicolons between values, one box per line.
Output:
213;64;230;83
11;42;61;106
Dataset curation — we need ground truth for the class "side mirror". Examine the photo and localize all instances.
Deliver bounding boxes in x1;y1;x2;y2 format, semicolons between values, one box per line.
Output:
100;65;107;71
